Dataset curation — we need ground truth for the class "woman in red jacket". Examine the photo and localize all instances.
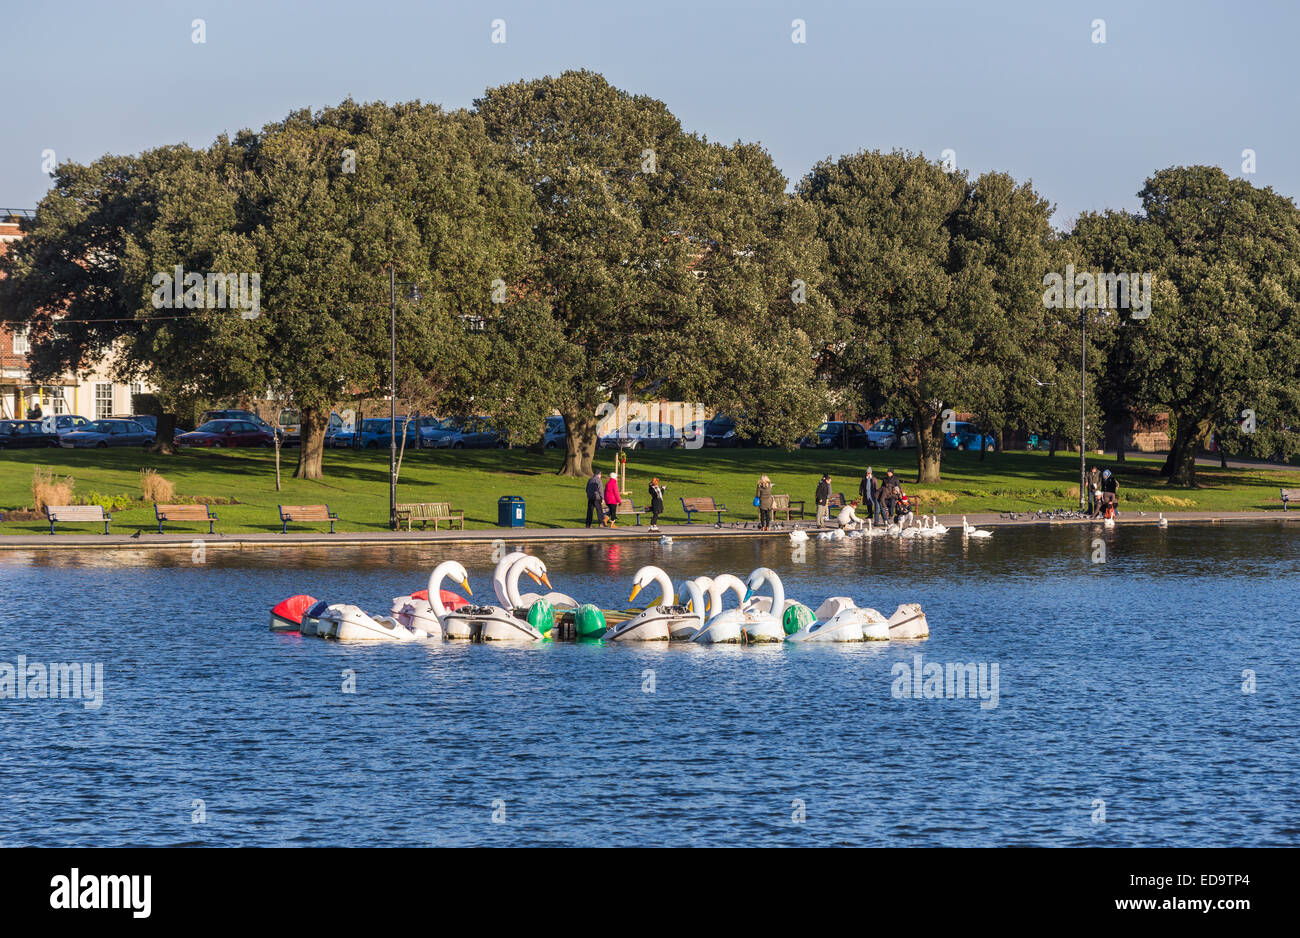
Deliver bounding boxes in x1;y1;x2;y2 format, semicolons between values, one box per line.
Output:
604;473;622;526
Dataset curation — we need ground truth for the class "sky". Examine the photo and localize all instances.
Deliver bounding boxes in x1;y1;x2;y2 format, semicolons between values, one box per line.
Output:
2;0;1295;227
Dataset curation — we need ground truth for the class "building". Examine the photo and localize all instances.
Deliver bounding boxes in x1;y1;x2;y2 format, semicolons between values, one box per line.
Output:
0;209;153;419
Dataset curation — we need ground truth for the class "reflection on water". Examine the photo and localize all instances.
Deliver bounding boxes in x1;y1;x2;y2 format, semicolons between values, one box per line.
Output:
1;523;1297;846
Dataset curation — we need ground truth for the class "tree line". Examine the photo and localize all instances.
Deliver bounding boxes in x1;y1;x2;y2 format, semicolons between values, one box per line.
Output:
3;70;1297;486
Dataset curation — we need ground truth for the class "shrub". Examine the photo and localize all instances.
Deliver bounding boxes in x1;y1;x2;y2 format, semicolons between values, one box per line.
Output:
32;468;74;512
912;488;957;505
140;468;175;502
1149;494;1196;508
75;491;135;512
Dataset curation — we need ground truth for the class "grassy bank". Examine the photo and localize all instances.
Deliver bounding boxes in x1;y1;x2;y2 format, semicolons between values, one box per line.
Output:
0;445;1293;535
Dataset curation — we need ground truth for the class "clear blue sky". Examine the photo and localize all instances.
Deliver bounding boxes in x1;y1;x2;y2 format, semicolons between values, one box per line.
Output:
2;0;1295;226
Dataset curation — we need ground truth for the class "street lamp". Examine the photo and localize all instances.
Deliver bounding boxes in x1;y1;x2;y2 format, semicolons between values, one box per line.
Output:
389;268;422;530
1077;305;1111;512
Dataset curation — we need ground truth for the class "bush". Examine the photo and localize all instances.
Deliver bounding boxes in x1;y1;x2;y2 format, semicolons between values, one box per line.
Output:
140;468;175;502
912;488;957;505
32;468;74;512
75;491;135;512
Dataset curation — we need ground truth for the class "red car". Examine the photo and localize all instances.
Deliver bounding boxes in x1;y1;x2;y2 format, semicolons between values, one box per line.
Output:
175;418;275;448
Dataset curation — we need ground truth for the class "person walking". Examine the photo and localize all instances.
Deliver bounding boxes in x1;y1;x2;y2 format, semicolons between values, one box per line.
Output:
604;471;622;526
648;477;666;532
859;467;881;522
585;470;606;528
755;474;774;530
815;473;832;527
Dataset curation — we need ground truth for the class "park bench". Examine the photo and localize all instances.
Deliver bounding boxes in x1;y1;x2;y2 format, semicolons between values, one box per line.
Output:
154;503;218;534
616;498;649;525
680;496;728;525
46;505;111;535
395;501;465;531
771;493;805;521
825;492;848;511
278;504;339;534
1281;488;1300;510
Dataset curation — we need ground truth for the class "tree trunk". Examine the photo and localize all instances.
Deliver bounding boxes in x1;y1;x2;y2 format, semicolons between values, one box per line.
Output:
558;410;597;478
915;412;942;483
295;405;328;479
147;413;178;455
1165;411;1205;487
1049;434;1058;458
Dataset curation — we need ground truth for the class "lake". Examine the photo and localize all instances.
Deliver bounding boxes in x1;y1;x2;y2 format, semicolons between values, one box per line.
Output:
1;522;1297;846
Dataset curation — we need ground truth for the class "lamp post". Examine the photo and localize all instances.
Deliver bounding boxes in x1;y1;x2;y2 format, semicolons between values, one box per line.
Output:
389;269;422;530
1079;307;1087;512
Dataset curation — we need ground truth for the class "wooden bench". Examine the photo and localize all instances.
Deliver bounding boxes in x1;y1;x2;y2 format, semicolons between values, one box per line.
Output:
46;505;111;535
395;501;465;531
155;503;218;534
278;504;339;533
680;496;728;524
771;493;805;521
1282;488;1300;510
616;498;650;525
825;492;848;511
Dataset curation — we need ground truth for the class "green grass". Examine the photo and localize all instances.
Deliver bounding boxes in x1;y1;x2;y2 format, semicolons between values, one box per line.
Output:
0;444;1294;535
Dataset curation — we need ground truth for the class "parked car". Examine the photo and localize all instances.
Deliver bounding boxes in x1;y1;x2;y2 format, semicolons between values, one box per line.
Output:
418;416;461;449
866;417;917;449
114;414;158;434
702;414;750;447
543;415;567;449
52;414;90;436
598;421;684;450
60;419;155;448
802;421;869;449
0;419;60;449
175;419;274;448
199;409;284;441
944;421;996;451
444;417;507;449
333;417;421;450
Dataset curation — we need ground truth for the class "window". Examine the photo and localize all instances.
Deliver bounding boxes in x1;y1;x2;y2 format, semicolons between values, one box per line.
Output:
12;326;29;355
95;383;113;419
49;388;68;415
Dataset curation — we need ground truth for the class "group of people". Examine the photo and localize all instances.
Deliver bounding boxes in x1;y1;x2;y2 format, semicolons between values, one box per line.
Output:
1089;466;1120;518
585;470;667;531
815;467;912;530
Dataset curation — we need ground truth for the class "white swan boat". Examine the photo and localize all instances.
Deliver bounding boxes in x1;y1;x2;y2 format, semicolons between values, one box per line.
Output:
316;603;427;642
442;555;550;642
388;560;474;641
887;602;930;639
738;567;789;643
691;575;746;644
603;565;680;641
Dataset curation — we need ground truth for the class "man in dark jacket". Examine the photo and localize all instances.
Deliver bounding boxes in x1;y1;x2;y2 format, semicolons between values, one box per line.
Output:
815;474;832;526
585;470;605;528
880;469;901;520
858;468;881;521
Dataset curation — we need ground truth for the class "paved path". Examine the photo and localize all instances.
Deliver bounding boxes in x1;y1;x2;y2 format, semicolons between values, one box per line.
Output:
2;510;1296;552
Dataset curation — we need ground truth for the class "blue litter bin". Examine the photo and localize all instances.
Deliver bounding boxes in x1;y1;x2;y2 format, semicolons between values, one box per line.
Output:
498;495;525;528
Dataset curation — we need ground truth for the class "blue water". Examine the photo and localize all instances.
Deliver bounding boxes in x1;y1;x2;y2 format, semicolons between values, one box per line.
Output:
1;523;1297;846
